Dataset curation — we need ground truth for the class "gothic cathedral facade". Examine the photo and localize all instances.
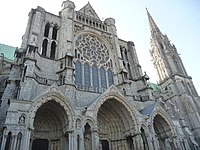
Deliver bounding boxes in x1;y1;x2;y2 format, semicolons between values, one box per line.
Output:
0;1;200;150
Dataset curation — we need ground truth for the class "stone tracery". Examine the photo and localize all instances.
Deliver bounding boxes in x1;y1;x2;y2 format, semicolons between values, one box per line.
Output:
75;34;110;65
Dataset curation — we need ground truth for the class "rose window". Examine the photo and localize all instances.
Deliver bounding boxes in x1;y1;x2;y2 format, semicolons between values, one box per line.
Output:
75;34;109;65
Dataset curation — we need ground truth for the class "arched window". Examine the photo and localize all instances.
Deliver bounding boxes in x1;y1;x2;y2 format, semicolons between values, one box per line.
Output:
110;59;113;68
52;25;58;40
50;41;56;59
107;69;113;87
44;23;50;38
123;61;126;67
75;61;82;85
120;46;124;59
127;63;132;79
103;25;105;30
84;123;92;150
124;49;128;61
84;63;90;87
92;65;99;88
42;39;48;57
5;132;12;150
100;67;107;89
68;56;72;67
159;42;164;49
77;135;80;150
173;56;183;74
16;132;22;150
82;17;85;22
75;49;77;58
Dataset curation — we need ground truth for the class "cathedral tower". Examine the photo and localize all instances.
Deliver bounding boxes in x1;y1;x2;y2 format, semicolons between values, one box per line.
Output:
1;1;200;149
147;8;200;144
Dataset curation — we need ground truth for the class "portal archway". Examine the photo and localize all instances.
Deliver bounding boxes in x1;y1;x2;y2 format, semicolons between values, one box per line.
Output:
96;97;137;150
153;114;174;150
30;100;70;150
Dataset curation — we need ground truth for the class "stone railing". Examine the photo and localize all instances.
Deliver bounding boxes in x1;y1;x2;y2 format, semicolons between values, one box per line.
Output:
34;73;57;86
75;84;106;93
75;11;108;32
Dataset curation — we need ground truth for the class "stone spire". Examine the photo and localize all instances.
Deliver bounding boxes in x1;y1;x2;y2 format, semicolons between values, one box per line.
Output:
146;8;162;37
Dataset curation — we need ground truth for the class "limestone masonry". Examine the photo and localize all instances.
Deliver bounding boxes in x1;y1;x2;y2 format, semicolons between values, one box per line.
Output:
0;1;200;150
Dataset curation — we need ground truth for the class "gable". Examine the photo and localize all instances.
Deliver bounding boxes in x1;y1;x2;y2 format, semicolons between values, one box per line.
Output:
79;2;100;20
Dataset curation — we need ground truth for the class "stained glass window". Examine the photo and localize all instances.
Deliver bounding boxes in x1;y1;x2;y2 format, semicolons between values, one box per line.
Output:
108;69;113;86
75;61;82;85
92;65;99;88
84;63;90;87
100;67;107;89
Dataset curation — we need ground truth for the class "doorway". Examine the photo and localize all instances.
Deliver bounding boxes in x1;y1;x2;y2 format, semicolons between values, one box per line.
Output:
101;140;109;150
32;139;49;150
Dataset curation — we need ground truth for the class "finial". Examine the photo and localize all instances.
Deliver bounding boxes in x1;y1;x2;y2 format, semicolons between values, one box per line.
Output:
145;6;148;12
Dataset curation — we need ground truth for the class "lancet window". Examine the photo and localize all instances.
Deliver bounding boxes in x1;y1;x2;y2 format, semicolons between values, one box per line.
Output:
75;61;82;85
75;34;114;91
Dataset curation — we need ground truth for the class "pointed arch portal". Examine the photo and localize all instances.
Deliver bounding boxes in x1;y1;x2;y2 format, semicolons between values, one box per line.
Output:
30;100;70;150
97;98;137;150
153;114;174;150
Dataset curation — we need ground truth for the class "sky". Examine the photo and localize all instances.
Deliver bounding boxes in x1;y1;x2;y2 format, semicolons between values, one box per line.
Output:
0;0;200;93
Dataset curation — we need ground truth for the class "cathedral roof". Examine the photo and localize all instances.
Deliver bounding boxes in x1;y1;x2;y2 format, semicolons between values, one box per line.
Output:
148;82;160;92
0;43;16;61
140;102;156;116
78;2;100;20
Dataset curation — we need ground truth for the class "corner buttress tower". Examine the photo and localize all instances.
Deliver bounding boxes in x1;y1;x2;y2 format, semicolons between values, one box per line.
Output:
147;8;200;144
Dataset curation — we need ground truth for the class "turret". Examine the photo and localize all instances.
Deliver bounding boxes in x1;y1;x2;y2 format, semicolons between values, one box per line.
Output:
58;0;75;59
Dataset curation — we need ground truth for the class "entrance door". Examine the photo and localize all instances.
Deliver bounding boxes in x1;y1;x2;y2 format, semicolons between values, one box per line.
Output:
101;140;109;150
32;139;49;150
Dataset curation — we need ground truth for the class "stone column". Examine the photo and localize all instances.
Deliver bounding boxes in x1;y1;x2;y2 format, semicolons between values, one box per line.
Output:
23;128;31;150
154;136;160;150
120;140;126;150
29;138;33;150
124;140;128;150
136;135;140;149
112;141;117;149
172;136;181;150
0;129;7;150
92;130;99;150
145;134;153;150
109;141;112;150
73;134;77;150
138;134;144;150
183;138;191;150
11;135;17;150
150;137;156;150
69;131;74;150
132;136;137;149
123;140;128;150
116;141;121;150
47;39;51;58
